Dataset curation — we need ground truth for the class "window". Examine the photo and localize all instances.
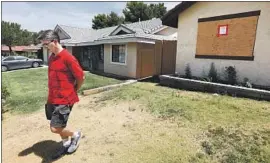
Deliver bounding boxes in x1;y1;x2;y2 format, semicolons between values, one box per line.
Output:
16;56;28;60
217;25;228;37
3;56;15;61
111;45;126;64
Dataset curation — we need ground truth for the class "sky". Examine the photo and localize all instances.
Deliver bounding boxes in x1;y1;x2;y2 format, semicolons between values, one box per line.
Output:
2;1;180;32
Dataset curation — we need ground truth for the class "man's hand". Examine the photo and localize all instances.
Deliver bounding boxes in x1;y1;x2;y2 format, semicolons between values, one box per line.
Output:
75;76;85;92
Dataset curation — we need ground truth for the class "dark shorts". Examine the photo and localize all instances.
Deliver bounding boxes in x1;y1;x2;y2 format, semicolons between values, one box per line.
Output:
45;104;73;128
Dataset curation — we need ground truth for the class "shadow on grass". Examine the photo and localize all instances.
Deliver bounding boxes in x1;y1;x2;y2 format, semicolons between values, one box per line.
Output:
18;140;62;163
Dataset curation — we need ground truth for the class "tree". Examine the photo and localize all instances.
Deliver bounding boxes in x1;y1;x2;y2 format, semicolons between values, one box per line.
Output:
1;21;34;55
20;29;33;45
92;2;167;29
123;2;149;23
107;12;124;27
2;21;21;55
148;3;167;19
92;14;108;29
31;32;39;45
92;12;124;29
123;2;167;23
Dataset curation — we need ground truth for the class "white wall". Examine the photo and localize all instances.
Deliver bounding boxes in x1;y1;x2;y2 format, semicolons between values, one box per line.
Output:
42;47;49;64
104;42;137;78
176;2;270;86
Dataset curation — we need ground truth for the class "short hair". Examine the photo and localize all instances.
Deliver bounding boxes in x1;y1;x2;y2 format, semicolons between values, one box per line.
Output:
38;30;60;43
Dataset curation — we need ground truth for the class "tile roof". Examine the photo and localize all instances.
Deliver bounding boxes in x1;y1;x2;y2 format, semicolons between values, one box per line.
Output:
1;45;41;52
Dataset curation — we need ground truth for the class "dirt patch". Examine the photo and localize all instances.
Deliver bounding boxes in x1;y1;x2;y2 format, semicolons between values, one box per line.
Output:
2;93;199;163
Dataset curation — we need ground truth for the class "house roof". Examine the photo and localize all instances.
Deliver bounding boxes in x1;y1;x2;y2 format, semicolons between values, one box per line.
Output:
162;2;197;28
57;18;176;45
109;24;136;36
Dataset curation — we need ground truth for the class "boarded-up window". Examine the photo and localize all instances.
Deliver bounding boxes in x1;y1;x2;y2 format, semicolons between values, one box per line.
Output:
195;10;260;60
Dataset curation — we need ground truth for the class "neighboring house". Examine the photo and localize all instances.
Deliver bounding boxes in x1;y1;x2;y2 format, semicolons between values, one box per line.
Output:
43;18;177;79
162;2;270;87
1;45;41;58
2;45;25;56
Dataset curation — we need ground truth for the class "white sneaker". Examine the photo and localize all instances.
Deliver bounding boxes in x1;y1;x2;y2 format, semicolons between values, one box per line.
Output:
63;139;71;148
67;131;82;154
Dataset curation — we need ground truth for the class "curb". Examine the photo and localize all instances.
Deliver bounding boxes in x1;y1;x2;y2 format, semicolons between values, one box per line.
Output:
82;80;137;96
3;66;48;73
160;75;270;101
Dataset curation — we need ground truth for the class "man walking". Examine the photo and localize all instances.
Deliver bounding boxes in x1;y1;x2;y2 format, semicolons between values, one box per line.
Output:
40;30;84;158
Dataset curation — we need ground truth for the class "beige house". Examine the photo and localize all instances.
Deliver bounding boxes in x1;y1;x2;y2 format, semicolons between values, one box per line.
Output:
43;18;177;79
162;2;270;87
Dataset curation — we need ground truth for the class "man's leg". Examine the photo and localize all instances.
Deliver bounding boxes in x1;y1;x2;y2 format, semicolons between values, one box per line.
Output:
50;104;82;155
50;126;81;152
60;130;72;146
50;127;73;138
50;127;73;147
50;127;74;137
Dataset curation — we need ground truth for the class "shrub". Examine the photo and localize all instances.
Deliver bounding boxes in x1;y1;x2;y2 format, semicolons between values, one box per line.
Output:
208;63;219;82
225;66;237;85
2;85;10;100
1;85;10;120
185;63;192;79
243;77;252;88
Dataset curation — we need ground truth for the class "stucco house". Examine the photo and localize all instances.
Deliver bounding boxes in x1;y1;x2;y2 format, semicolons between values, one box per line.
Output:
162;2;270;87
43;18;177;79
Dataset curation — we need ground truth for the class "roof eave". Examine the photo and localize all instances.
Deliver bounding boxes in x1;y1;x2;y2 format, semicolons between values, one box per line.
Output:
161;1;197;28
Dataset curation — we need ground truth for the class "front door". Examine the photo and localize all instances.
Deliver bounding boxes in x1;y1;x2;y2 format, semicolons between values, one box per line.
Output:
89;47;99;71
79;45;104;71
140;49;155;78
82;48;90;70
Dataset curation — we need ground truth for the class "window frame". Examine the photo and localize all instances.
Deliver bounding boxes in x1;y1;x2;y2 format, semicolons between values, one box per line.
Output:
217;24;229;37
110;44;127;65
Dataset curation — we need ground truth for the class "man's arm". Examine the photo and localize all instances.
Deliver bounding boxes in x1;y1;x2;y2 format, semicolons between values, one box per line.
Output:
75;76;85;92
66;55;85;92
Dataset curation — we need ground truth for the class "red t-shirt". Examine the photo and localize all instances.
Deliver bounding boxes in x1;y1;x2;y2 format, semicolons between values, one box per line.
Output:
48;49;84;105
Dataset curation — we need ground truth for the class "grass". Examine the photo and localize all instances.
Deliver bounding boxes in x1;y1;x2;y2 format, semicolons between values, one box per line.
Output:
101;82;270;163
2;68;121;114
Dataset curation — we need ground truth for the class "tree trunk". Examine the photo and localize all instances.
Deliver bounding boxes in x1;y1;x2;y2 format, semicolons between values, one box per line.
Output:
8;46;12;56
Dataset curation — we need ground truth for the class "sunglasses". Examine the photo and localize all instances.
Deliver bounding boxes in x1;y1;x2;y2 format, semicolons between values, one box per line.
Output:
42;40;54;47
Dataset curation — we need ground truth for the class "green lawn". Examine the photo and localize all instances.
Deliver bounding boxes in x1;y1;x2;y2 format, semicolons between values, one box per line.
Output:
2;68;121;114
101;82;270;163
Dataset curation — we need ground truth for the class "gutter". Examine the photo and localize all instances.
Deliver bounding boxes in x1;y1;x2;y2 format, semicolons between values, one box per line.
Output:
63;37;157;46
